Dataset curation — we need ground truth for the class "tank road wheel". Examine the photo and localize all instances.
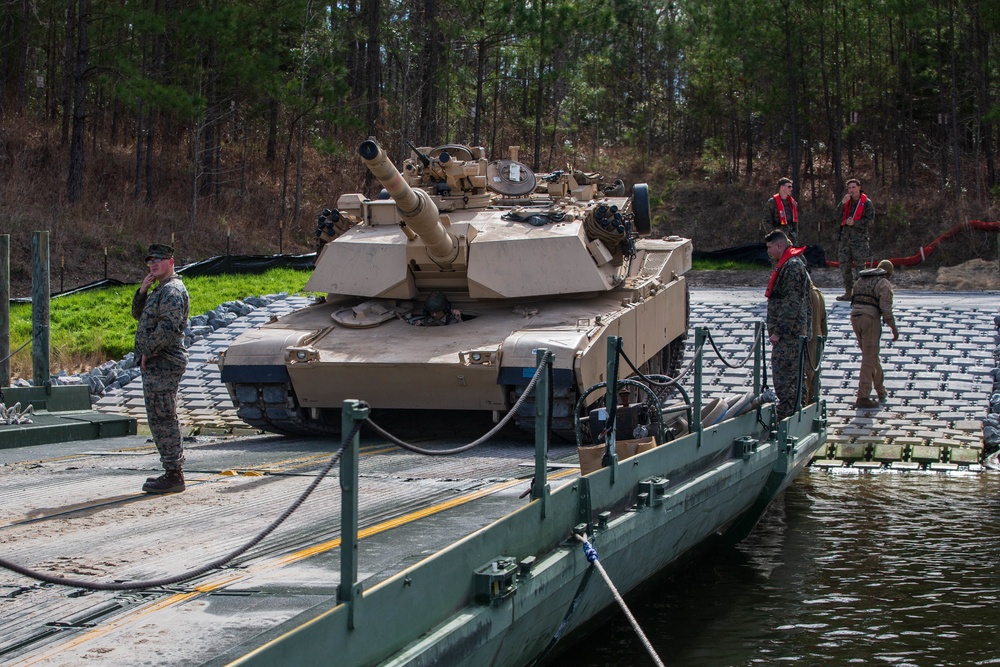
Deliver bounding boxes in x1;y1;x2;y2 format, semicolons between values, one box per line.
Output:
230;382;341;437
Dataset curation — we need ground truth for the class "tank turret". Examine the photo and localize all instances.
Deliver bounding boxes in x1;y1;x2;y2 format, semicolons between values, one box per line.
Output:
221;137;693;438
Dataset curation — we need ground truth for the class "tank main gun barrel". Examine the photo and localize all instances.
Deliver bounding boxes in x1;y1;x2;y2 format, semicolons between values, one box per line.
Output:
359;139;458;264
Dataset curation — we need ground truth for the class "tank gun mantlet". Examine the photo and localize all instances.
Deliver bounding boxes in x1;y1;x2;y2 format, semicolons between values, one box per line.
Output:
359;139;460;266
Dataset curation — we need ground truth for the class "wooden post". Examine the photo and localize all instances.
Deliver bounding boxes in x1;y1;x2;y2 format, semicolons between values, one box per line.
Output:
0;235;9;387
32;231;50;390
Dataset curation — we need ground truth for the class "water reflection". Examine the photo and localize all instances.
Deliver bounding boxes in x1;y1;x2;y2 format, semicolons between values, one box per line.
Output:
558;471;1000;667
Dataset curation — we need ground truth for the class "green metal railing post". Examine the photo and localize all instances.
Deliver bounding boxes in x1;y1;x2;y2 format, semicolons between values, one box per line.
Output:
532;349;551;516
795;335;807;416
694;327;705;447
604;336;619;482
339;399;369;629
753;321;763;395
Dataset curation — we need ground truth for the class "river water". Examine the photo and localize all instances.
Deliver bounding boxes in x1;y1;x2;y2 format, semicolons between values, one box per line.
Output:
560;470;1000;667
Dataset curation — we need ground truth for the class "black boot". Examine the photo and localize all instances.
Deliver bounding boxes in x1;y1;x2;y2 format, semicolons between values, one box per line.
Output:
142;470;185;494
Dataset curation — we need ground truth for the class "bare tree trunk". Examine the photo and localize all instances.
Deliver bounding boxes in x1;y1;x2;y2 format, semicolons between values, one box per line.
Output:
294;107;304;223
16;0;29;113
782;0;800;197
200;36;218;198
280;121;295;226
363;0;379;192
145;108;155;202
266;97;278;163
133;103;144;197
418;0;439;144
473;35;487;146
532;1;546;173
66;0;88;202
60;0;76;146
947;1;961;198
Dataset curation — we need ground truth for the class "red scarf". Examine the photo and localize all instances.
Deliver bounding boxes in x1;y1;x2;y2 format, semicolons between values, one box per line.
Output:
773;193;798;225
841;193;868;225
765;245;807;297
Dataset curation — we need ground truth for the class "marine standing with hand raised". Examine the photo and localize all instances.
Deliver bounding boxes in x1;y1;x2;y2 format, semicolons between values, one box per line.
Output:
836;178;874;301
133;244;190;494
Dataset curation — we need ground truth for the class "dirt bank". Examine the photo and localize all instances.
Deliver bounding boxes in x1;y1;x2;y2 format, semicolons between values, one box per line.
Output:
686;259;1000;292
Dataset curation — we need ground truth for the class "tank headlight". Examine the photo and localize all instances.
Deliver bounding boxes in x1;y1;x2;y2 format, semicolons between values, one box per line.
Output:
286;347;319;363
460;348;498;365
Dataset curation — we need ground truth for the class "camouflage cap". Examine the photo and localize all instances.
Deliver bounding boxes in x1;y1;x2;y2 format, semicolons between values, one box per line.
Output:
145;243;174;262
877;259;894;278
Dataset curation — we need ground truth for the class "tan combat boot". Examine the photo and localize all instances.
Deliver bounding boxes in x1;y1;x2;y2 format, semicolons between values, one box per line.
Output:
853;396;879;409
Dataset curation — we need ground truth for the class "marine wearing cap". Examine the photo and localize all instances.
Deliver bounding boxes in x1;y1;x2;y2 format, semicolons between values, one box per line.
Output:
145;243;174;262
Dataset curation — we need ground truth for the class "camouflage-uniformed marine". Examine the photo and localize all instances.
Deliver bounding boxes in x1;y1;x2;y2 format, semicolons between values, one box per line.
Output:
133;243;190;493
850;260;897;409
764;178;798;244
765;235;812;419
408;291;462;326
837;180;874;299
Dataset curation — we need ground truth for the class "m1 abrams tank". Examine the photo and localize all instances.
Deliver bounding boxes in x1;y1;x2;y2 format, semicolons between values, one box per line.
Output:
220;138;691;436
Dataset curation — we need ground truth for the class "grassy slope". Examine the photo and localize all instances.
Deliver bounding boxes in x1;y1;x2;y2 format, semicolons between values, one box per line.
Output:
9;268;312;378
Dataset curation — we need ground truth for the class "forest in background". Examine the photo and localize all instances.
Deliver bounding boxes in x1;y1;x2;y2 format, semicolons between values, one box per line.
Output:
0;0;998;295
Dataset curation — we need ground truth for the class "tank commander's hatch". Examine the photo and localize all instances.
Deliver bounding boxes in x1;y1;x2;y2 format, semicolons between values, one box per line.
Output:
487;160;537;197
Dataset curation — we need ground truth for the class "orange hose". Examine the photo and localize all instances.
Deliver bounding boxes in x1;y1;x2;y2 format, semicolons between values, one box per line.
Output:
826;220;1000;268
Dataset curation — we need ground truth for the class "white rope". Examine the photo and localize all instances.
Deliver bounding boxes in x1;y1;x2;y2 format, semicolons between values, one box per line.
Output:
0;402;34;424
575;533;666;667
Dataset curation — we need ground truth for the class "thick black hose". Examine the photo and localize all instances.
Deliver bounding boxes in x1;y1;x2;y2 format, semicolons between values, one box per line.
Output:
0;420;364;591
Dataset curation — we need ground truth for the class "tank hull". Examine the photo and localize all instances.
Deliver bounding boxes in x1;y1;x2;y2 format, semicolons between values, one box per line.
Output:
221;240;691;435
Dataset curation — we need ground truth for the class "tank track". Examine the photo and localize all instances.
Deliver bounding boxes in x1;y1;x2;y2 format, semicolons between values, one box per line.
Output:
229;382;341;436
512;386;580;441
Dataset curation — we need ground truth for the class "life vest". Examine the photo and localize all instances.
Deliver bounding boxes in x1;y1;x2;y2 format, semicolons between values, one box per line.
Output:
851;269;885;311
765;245;807;298
773;193;798;225
841;193;868;225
